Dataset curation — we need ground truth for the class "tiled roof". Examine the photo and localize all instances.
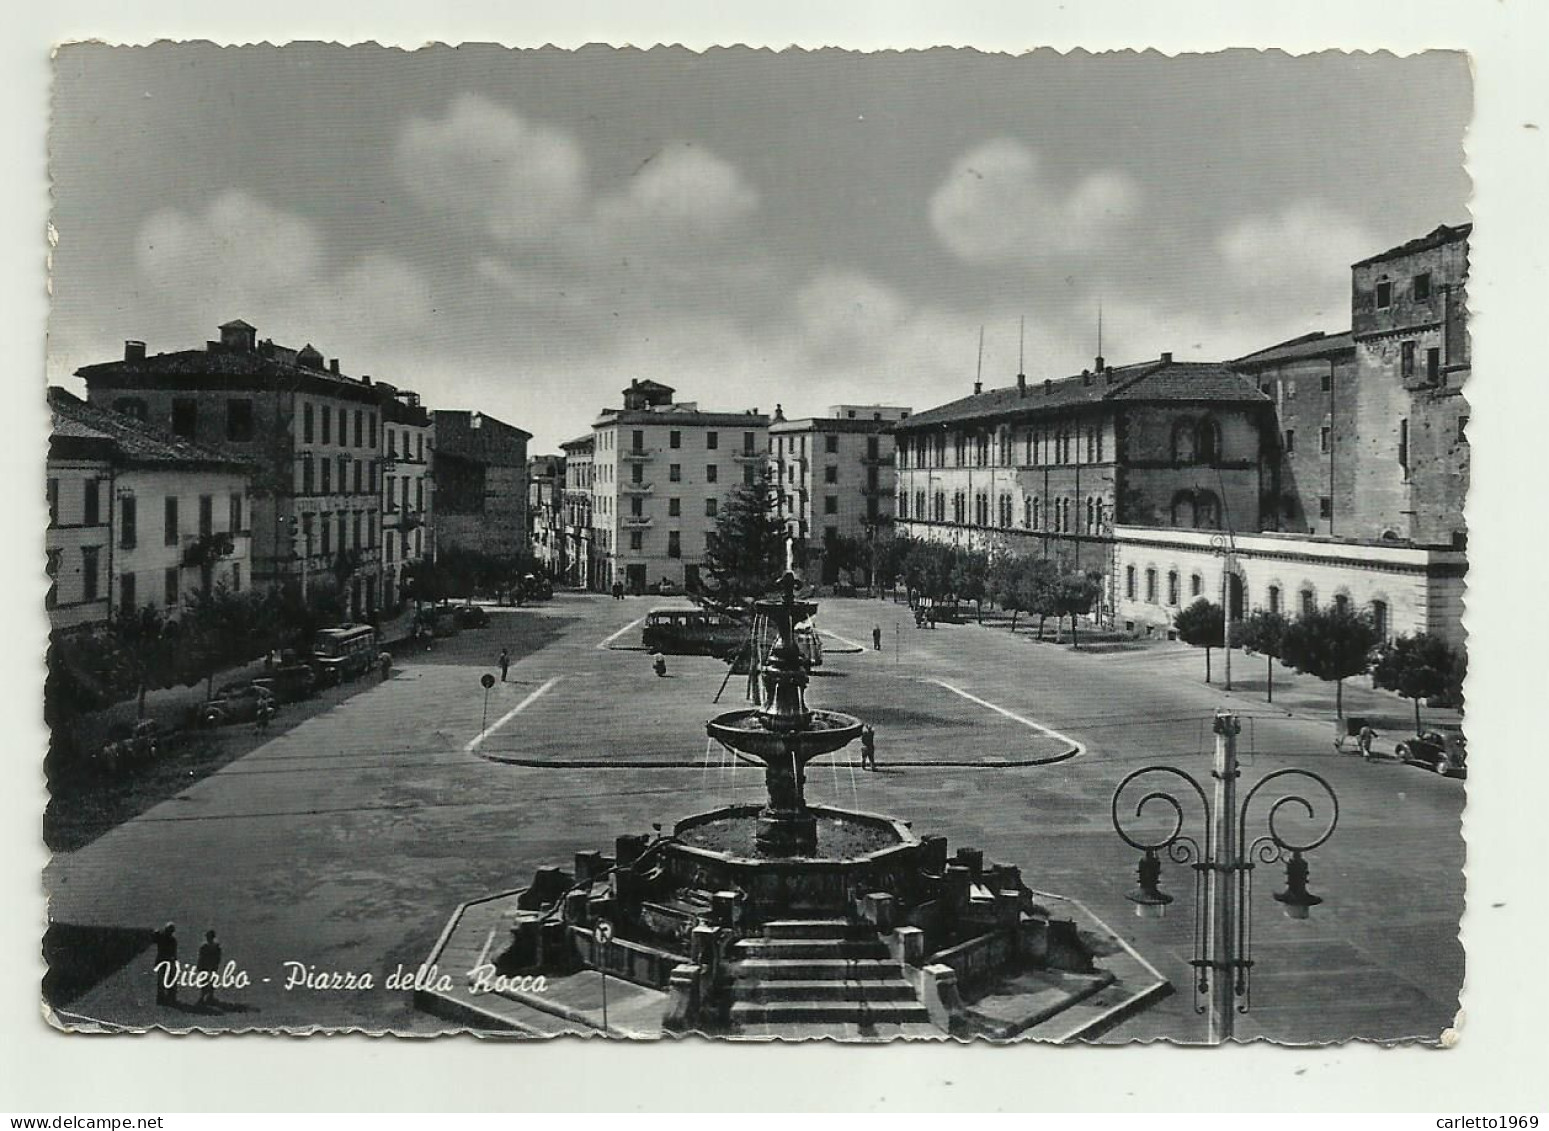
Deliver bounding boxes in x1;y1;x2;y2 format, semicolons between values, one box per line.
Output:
1233;330;1354;368
897;359;1267;431
48;388;253;470
1352;223;1471;269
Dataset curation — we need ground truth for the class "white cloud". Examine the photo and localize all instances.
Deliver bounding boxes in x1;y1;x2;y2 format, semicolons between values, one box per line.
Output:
592;143;759;241
1218;201;1375;293
929;139;1140;264
394;94;588;244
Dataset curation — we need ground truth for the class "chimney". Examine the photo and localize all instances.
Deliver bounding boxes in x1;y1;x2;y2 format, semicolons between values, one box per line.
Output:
1043;379;1053;396
973;381;983;395
362;374;372;386
1160;351;1173;364
1105;366;1116;384
1095;354;1105;372
329;359;340;375
1017;374;1027;397
124;340;146;363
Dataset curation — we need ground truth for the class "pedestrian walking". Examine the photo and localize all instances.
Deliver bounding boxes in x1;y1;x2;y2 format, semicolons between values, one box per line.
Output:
152;922;178;1005
498;648;510;683
378;650;392;682
254;699;273;733
1358;723;1378;761
196;929;222;1007
653;653;668;678
612;580;624;601
860;724;877;771
872;624;882;651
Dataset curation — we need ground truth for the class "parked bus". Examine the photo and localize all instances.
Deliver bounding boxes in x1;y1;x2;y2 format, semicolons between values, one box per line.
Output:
310;623;380;685
641;606;746;657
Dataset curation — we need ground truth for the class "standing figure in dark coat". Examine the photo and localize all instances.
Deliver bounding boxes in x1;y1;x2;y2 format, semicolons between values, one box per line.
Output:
196;930;222;1007
152;923;177;1005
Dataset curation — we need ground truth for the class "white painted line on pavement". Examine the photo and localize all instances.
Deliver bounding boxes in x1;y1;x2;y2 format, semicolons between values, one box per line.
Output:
466;676;562;752
929;678;1086;759
596;616;646;650
821;628;870;652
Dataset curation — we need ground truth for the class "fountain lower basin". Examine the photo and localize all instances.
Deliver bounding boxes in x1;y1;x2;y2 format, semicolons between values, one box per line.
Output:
705;708;864;761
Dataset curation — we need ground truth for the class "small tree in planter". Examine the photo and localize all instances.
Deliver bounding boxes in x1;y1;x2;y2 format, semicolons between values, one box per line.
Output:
1238;609;1291;703
1280;604;1382;719
1373;633;1466;733
1054;570;1104;648
1174;599;1225;683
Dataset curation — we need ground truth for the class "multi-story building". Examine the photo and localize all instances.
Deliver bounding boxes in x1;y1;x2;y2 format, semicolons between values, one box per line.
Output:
432;410;531;562
47;388;254;633
559;435;596;590
592;380;768;594
78;321;386;620
378;383;435;608
768;404;911;583
527;454;566;576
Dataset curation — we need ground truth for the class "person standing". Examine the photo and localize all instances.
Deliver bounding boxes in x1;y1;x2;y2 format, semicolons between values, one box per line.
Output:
378;650;392;682
872;624;882;651
196;930;222;1007
254;698;273;734
498;648;510;683
860;725;877;771
152;923;178;1005
1358;723;1378;761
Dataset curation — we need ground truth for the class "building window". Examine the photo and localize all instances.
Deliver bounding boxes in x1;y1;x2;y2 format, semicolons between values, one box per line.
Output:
1125;566;1136;600
1401;341;1416;379
1283;429;1295;453
824;495;838;515
198;495;213;537
1267;585;1281;615
669;463;681;483
321;515;332;556
744;432;757;454
631;462;644;485
164;497;179;545
744;464;756;486
825;434;840;455
630;497;643;518
1167;570;1179;606
707;431;719;450
1191;573;1203;598
1427;347;1441;383
706;464;718;484
1300;587;1315;617
322;460;332;495
669;498;681;517
353;512;363;549
119;571;136;612
231;562;241;592
1372;599;1389;639
354;461;364;494
172;398;198;439
164;567;179;607
1321;371;1332;392
83;478;100;526
120;496;137;549
1376;279;1392;309
706;498;718;517
1319;426;1331;454
113;397;148;421
1334;593;1350;614
1399;418;1410;480
302;403;315;444
1145;568;1157;604
302;455;315;495
354;410;364;448
668;530;681;558
81;546;99;603
1319;496;1332;519
322;406;332;445
368;413;376;449
1413;272;1431;301
824;465;838;484
669;430;681;450
630;531;643;552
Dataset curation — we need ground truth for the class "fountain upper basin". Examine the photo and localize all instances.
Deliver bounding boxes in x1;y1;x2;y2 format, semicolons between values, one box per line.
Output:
705;708;864;761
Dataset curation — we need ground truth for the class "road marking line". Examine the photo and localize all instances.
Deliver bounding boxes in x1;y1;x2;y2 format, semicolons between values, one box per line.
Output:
821;628;869;651
595;616;646;650
466;676;561;752
929;679;1086;758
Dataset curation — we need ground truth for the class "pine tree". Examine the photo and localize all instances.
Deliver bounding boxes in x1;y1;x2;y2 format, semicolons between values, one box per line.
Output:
702;473;787;606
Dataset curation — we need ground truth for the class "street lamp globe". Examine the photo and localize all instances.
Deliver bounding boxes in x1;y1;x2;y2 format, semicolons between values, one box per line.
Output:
1125;850;1173;919
1273;851;1323;921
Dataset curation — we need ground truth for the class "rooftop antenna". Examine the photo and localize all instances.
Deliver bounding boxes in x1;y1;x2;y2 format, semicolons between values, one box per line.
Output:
1019;316;1025;376
1096;299;1106;370
974;326;984;394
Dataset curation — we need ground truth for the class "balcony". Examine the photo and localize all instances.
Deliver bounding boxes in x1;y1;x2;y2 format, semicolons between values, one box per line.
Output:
860;453;896;467
732;449;765;463
621;514;653;529
620;448;655;462
619;481;655;495
859;484;887;497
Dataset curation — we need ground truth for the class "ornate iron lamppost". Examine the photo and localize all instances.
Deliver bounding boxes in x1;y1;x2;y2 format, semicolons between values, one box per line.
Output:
1111;711;1339;1043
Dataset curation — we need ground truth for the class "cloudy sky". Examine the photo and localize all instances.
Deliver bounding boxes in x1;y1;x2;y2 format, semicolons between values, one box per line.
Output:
48;45;1469;452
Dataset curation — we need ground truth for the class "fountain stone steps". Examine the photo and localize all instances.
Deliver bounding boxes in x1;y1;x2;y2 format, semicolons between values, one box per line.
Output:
731;937;892;960
728;957;905;981
734;978;919;1003
729;1000;933;1026
759;919;881;940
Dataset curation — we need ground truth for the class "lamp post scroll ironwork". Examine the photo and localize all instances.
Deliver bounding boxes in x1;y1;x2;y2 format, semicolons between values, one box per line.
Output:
1110;711;1339;1043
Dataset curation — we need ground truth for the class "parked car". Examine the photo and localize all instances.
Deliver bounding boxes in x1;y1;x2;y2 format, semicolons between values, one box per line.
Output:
1396;731;1467;778
254;658;318;703
199;681;280;728
96;719;163;773
455;604;490;629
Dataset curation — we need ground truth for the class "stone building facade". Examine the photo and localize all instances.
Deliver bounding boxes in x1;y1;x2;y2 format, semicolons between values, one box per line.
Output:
379;385;435;608
432;410;532;563
47;388;254;633
78;321;385;620
559;434;596;590
768;404;911;583
591;380;768;594
528;454;566;576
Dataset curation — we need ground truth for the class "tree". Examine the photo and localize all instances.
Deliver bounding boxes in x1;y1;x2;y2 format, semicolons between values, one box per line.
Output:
1174;599;1225;683
1053;570;1104;647
702;473;787;606
104;604;179;718
1022;558;1061;640
1373;633;1467;732
988;556;1026;630
182;584;279;697
1238;609;1291;703
1280;604;1382;719
951;549;990;622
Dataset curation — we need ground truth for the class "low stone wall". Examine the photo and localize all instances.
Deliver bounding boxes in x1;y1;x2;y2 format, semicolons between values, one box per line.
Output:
929;927;1017;991
568;925;684;991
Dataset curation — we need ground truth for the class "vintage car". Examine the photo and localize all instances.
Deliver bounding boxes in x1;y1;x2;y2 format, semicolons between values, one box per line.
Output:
253;657;318;703
1396;731;1467;778
199;681;280;728
455;603;490;629
96;719;163;773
